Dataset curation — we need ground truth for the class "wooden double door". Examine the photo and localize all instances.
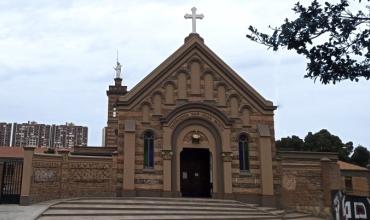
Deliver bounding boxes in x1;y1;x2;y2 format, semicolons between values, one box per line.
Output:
180;148;211;197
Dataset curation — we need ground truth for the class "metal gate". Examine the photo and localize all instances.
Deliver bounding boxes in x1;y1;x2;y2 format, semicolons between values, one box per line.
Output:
0;159;23;204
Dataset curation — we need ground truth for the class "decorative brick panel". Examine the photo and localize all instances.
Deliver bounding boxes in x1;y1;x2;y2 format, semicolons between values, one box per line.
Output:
29;153;116;203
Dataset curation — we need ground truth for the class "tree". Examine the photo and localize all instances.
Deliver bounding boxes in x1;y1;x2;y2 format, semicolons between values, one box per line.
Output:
276;129;354;161
246;0;370;84
351;145;370;167
276;135;304;151
304;129;343;152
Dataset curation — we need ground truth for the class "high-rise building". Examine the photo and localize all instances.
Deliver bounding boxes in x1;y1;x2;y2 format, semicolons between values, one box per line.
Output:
51;123;88;148
9;121;87;148
0;123;12;146
12;121;51;147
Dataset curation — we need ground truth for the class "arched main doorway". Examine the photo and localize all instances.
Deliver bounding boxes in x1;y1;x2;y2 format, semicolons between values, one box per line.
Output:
171;120;223;197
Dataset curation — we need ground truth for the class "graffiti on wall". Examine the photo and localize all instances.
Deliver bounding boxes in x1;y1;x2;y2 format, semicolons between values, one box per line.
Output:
332;190;370;220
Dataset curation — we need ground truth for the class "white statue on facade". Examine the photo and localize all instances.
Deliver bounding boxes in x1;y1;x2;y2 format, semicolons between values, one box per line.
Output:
114;61;122;79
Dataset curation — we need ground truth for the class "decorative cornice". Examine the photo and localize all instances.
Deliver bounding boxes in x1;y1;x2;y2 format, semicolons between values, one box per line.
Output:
160;102;233;126
106;85;127;96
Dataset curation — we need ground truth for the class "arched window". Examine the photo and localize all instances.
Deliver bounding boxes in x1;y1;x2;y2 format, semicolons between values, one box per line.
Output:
144;131;154;169
239;134;249;171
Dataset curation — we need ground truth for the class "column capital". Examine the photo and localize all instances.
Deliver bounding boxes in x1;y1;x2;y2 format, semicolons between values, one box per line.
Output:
161;149;173;160
221;151;233;162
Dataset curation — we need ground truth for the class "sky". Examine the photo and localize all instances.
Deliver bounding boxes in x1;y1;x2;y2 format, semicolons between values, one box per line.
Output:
0;0;369;148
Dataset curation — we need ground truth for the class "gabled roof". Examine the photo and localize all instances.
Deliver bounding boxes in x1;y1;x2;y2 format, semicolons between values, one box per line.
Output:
337;160;368;171
118;34;276;113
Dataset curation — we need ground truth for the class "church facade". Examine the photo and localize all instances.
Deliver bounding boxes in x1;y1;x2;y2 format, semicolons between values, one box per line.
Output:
10;31;342;217
105;33;278;205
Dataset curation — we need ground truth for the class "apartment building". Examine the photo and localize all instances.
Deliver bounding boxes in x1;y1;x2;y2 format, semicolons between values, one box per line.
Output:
1;121;88;148
0;123;12;146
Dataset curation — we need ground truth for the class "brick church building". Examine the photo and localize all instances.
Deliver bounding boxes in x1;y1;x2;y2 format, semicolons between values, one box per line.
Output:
105;32;278;205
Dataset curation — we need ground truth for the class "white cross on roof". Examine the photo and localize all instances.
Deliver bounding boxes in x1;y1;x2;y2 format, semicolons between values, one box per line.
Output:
184;7;204;33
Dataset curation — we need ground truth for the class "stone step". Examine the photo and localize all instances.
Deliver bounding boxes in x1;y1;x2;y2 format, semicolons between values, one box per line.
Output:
282;212;314;219
287;217;324;220
43;209;276;216
67;196;254;206
38;215;282;220
61;199;255;208
37;197;322;220
50;204;259;212
269;210;285;215
256;207;279;211
123;196;245;203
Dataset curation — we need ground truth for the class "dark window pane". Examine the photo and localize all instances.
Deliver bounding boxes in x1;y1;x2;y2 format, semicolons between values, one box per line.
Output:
144;131;154;169
239;134;249;171
239;142;244;170
144;139;148;167
149;139;154;167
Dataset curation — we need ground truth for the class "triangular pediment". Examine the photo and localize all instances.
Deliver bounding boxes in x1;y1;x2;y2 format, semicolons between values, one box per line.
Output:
118;33;275;114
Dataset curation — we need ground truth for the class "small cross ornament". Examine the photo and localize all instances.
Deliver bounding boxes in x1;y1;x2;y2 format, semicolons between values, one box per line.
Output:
184;7;204;33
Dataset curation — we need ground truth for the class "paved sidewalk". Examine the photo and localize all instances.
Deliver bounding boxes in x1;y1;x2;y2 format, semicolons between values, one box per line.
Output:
0;200;59;220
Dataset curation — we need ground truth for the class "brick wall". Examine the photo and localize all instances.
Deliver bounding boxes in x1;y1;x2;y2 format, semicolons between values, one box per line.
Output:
341;169;370;197
277;151;341;217
29;154;63;203
26;149;116;204
350;176;369;196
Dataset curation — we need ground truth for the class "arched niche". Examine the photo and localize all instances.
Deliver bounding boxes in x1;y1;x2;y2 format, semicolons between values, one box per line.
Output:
203;72;214;100
152;92;163;115
228;94;239;118
177;71;188;99
141;102;151;122
216;83;226;106
189;60;202;95
240;105;252;126
164;81;176;105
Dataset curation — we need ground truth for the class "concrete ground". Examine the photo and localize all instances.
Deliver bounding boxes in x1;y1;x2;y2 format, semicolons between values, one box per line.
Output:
0;200;59;220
